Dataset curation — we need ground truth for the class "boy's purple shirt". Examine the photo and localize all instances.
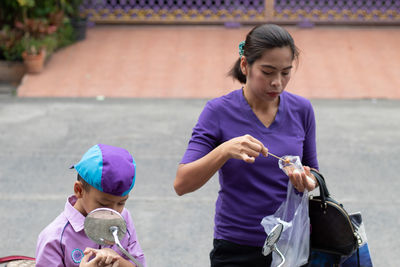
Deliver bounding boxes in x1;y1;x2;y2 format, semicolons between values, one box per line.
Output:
35;196;146;267
181;89;319;246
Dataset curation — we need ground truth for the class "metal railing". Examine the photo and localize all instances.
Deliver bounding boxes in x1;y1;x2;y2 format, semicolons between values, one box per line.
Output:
82;0;400;24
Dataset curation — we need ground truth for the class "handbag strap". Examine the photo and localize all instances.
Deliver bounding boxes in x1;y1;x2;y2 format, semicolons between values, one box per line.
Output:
310;169;330;203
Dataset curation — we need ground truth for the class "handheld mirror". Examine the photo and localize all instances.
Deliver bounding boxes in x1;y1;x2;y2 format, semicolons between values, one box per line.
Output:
262;223;285;267
84;208;144;267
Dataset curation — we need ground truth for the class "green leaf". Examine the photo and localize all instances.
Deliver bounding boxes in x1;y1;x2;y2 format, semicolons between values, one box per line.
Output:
17;0;35;8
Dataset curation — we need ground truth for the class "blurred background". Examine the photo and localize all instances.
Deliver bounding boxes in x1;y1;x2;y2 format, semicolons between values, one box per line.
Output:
1;1;400;266
1;0;400;98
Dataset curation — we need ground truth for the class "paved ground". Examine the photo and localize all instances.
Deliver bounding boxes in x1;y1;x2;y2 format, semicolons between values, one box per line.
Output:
0;95;399;266
16;25;400;99
2;24;400;266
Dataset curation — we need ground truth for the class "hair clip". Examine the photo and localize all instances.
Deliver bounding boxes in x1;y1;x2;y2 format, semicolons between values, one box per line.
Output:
239;41;245;58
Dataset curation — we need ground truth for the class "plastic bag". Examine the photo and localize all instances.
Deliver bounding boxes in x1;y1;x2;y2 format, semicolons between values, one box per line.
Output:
278;155;316;186
261;156;310;267
341;212;373;267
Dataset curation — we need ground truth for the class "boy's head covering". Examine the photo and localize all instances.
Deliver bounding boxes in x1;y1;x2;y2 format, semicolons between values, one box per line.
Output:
71;144;136;196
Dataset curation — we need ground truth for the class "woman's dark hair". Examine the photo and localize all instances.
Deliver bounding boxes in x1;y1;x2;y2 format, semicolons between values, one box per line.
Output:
228;24;299;84
77;174;91;192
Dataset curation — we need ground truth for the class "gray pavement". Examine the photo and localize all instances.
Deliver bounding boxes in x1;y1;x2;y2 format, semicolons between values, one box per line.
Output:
0;96;399;266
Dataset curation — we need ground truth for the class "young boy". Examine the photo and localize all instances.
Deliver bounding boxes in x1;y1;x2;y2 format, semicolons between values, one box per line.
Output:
36;144;146;267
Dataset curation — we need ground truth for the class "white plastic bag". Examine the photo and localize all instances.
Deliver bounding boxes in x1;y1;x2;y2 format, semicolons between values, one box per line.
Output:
261;181;310;267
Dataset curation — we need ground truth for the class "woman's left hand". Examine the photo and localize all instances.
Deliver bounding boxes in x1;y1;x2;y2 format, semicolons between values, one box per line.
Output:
287;166;317;192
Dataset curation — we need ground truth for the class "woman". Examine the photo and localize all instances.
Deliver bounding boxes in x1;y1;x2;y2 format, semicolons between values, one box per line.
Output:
174;24;318;266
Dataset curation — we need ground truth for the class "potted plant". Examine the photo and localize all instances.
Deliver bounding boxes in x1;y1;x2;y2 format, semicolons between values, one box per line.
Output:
15;17;58;74
21;33;45;74
0;26;26;83
0;0;75;81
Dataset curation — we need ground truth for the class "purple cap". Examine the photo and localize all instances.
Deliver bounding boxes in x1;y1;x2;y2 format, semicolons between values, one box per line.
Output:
71;144;136;196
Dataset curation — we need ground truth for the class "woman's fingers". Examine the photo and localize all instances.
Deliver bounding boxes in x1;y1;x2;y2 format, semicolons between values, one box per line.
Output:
288;165;319;192
242;153;255;163
261;146;269;157
296;172;305;192
244;134;268;156
303;166;317;191
223;134;268;163
289;169;305;192
230;134;268;162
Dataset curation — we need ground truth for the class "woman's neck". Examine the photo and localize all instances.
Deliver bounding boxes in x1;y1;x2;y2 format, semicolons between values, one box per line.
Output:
242;86;280;112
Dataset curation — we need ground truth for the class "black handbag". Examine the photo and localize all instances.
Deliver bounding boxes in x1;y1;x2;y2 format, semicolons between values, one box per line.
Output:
308;170;360;257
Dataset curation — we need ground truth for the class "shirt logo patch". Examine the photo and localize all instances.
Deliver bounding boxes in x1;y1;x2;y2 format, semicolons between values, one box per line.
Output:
71;248;84;263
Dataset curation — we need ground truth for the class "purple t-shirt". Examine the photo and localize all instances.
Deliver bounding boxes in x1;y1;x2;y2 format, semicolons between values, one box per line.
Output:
181;89;318;247
35;195;146;267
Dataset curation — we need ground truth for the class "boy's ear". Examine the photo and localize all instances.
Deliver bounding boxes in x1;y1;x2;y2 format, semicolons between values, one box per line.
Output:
74;181;84;198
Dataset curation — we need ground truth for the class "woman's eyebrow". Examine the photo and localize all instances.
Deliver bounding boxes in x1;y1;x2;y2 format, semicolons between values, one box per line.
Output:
261;64;293;70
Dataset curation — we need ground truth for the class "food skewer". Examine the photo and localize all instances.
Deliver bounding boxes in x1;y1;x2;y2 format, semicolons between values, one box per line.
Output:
268;152;316;184
267;152;289;163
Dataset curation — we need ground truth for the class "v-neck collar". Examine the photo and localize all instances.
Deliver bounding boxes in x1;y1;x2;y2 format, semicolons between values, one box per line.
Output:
239;88;285;133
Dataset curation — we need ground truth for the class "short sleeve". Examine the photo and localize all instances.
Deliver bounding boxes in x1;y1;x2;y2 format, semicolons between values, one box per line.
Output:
180;101;220;164
302;101;319;170
35;231;65;267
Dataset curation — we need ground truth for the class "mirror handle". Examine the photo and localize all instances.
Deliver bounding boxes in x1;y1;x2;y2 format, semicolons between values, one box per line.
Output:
111;227;144;267
273;243;285;267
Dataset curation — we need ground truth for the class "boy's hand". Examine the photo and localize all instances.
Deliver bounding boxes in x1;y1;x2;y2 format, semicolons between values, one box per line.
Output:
80;248;120;267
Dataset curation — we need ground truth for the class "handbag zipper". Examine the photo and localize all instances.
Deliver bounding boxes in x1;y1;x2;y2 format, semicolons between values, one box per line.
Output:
310;198;356;233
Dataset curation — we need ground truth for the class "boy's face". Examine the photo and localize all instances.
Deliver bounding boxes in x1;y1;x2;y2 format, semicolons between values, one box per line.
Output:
74;181;129;216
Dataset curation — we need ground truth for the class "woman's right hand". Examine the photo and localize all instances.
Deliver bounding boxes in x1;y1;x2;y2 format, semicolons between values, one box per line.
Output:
174;134;268;195
221;134;268;163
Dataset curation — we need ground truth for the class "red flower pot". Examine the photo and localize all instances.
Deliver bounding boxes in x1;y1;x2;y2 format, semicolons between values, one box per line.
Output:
22;49;45;74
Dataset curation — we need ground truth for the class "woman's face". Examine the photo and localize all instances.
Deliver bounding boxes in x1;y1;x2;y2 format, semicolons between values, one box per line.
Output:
242;46;293;102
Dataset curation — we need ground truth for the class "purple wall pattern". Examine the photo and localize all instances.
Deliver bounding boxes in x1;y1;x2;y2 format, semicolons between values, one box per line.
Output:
274;0;399;22
81;0;400;23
